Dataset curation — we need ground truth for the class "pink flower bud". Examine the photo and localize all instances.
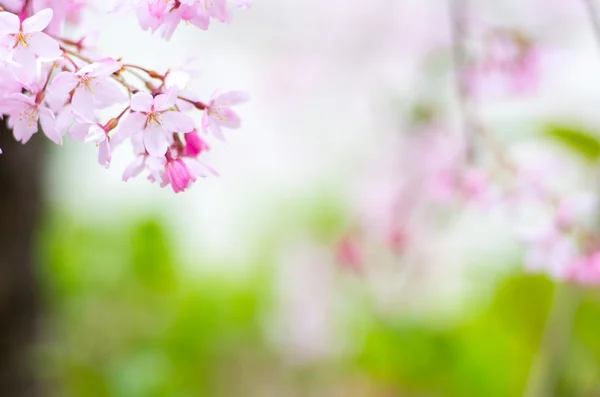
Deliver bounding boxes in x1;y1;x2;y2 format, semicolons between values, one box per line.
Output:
184;130;210;157
166;159;196;193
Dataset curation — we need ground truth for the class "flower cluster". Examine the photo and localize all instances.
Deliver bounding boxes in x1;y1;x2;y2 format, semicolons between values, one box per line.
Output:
0;2;250;193
113;0;252;39
336;128;493;275
465;25;541;97
335;2;600;289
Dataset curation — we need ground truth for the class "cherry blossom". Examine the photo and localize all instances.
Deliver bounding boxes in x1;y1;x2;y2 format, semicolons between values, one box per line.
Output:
202;90;249;140
0;9;61;77
113;88;194;157
3;92;61;144
49;58;126;119
112;0;252;39
166;158;196;193
0;1;248;192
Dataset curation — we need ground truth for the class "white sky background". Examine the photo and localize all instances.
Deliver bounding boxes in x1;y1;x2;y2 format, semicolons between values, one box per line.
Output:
47;0;600;272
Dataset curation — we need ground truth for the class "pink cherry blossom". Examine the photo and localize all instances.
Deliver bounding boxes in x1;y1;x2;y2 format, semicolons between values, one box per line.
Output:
202;90;249;140
32;0;86;34
60;109;112;168
336;236;364;274
466;28;542;97
166;158;196;193
113;88;194;157
3;93;61;144
85;124;111;168
0;9;61;77
49;58;126;119
0;0;250;195
122;132;168;183
564;253;600;285
113;0;252;38
183;130;210;156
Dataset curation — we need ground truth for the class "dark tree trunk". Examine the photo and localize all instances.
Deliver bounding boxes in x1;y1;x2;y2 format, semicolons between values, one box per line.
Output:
0;121;44;397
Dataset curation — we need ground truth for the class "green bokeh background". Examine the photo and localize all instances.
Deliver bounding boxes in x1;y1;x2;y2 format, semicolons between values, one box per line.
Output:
36;170;600;397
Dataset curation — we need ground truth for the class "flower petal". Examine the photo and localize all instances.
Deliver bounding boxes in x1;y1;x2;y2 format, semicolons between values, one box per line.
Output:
12;118;38;143
22;9;53;33
122;156;145;181
29;32;61;58
0;12;20;35
39;106;62;145
49;72;79;96
143;124;169;157
153;87;178;112
112;111;146;145
130;91;153;112
94;79;127;108
72;87;95;120
219;108;241;129
81;58;122;78
98;139;111;168
161;110;194;133
214;90;250;106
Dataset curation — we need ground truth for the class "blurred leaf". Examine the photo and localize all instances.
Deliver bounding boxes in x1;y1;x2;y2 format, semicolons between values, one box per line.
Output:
545;124;600;161
130;219;177;293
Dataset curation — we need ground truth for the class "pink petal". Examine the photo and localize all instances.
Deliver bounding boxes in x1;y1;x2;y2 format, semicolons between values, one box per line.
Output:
182;157;215;177
122;157;145;181
143;124;169;157
12;117;38;143
214;90;250;106
208;118;225;141
39;106;62;145
69;123;91;141
29;32;61;58
153;87;178;112
0;12;20;35
13;48;37;81
98;139;111;168
161;110;194;133
167;160;194;193
93;79;127;107
201;111;209;132
8;93;35;105
130;92;153;112
112;112;146;144
22;9;53;33
72;87;95;120
229;0;252;8
219;108;241;129
50;72;79;96
81;58;122;78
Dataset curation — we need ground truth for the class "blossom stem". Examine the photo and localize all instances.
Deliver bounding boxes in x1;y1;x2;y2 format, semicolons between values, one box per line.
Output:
41;62;57;93
62;52;80;71
123;64;164;80
60;46;95;65
177;96;207;110
112;74;138;96
115;106;130;121
123;68;157;92
50;34;83;49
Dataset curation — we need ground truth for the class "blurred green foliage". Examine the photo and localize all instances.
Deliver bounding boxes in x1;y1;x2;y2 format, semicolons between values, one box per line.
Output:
38;212;600;396
545;124;600;162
